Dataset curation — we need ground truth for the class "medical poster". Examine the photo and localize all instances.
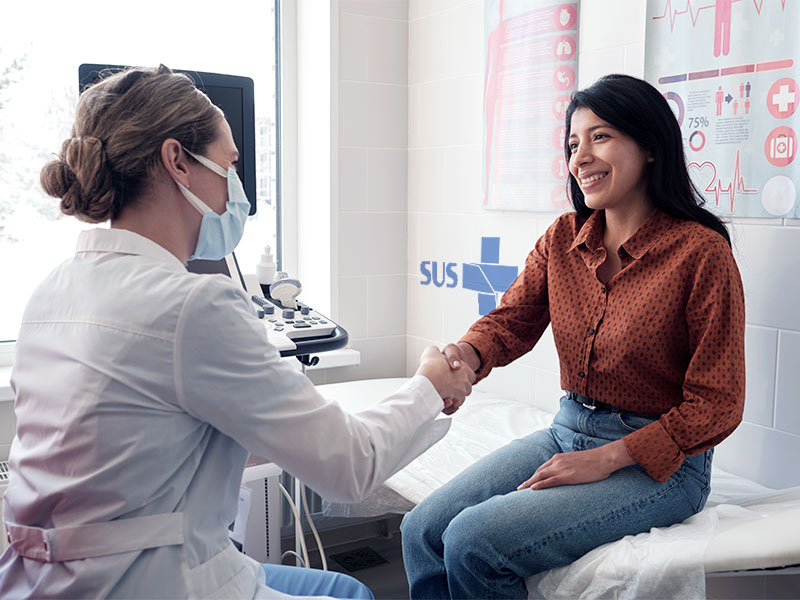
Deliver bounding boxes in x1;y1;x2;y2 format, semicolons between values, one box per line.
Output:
645;1;798;218
482;0;579;211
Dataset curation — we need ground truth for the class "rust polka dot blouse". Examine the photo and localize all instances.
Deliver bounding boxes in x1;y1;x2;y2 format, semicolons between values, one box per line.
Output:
461;209;746;483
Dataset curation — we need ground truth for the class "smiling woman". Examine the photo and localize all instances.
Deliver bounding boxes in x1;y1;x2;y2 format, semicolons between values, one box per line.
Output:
401;74;746;600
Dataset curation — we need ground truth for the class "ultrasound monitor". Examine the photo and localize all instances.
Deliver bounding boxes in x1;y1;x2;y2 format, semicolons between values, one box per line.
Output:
77;64;256;216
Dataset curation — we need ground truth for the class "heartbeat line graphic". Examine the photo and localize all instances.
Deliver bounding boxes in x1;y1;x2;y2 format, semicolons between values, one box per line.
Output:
653;0;788;31
689;150;758;213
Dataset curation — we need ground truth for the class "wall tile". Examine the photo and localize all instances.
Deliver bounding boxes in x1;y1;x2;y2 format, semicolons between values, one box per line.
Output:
0;444;9;462
475;362;536;406
339;12;369;82
412;76;482;147
443;1;483;79
368;17;409;85
578;46;625;89
367;148;407;212
743;325;777;427
409;12;449;85
534;368;564;415
337;276;369;338
714;421;800;489
306;370;327;386
442;145;483;215
339;147;367;211
785;219;800;227
324;336;408;383
407;212;421;275
523;324;560;372
368;275;407;337
410;0;473;21
407;274;445;340
623;42;646;78
775;330;800;436
408;148;446;211
406;335;423;376
579;0;646;50
340;81;408;148
731;224;800;331
339;212;407;276
342;0;408;21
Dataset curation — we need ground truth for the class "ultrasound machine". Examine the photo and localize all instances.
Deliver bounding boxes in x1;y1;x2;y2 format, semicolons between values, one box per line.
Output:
78;64;348;365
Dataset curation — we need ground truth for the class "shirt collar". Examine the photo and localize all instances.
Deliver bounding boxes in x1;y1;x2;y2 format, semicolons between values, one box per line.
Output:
619;208;673;260
569;210;604;253
568;208;673;260
76;228;186;272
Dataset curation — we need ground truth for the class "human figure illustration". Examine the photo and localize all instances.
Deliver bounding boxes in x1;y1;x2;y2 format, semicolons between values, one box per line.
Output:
733;99;739;115
745;98;750;114
483;0;509;206
714;0;733;58
716;86;724;116
739;82;744;98
746;81;751;98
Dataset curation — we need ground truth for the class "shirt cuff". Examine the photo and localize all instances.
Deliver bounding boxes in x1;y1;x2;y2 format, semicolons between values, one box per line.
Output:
622;421;685;483
405;374;446;416
459;333;495;382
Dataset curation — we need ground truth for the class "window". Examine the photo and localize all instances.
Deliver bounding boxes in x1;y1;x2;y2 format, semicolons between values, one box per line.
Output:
0;1;280;346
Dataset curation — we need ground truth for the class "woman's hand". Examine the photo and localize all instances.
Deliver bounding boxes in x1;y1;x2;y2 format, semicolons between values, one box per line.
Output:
442;342;481;373
516;439;636;490
416;346;475;414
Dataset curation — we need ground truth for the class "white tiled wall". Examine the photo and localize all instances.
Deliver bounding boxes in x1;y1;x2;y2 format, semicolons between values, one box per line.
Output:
406;0;800;489
312;0;410;385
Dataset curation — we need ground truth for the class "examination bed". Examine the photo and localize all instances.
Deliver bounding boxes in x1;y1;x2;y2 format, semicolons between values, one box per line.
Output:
318;378;800;598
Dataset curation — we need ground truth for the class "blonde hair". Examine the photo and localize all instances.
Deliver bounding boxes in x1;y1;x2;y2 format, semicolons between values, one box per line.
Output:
41;65;222;223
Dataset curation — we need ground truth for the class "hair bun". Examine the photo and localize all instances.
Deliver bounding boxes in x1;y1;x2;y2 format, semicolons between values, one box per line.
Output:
41;136;117;223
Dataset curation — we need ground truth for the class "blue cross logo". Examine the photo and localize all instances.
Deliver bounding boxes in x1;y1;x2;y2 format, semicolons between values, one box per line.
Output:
462;237;519;316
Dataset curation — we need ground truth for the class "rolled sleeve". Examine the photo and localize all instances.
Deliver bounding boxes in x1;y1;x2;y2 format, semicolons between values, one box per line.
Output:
625;239;745;481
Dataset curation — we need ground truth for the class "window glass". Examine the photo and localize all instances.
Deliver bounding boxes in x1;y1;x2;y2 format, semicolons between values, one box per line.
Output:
0;0;278;342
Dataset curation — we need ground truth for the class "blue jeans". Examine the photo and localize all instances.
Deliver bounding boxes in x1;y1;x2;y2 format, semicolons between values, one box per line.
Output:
401;394;713;599
261;564;374;598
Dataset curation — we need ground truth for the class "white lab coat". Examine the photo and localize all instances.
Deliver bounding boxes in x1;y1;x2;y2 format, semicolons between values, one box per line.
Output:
0;228;450;599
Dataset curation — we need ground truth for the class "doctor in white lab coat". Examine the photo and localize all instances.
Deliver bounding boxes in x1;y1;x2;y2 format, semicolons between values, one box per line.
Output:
0;65;474;599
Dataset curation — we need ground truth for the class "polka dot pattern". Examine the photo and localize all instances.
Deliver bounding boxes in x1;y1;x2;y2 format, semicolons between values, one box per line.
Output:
461;209;746;482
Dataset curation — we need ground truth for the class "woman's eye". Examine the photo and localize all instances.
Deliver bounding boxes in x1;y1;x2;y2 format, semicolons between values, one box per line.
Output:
594;133;608;140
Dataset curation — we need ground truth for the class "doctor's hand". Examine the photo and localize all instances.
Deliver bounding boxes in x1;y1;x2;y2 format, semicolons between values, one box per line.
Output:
516;439;636;491
416;345;474;414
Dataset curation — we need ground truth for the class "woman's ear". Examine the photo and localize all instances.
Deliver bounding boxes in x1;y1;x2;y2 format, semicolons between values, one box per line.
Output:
161;138;191;187
646;151;655;163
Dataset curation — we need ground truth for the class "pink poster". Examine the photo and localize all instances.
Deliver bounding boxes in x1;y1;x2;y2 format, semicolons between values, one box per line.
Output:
482;0;579;211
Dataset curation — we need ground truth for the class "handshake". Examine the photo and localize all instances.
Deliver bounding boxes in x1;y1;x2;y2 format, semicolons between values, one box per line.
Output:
415;342;480;415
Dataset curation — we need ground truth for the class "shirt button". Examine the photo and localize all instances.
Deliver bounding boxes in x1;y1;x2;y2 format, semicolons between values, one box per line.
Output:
578;371;586;378
587;328;595;335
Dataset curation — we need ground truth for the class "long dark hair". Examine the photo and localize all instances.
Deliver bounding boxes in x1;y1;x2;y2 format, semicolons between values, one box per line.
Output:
564;74;730;245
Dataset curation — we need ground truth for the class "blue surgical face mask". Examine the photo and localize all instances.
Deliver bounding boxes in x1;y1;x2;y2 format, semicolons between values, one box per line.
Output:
175;148;251;261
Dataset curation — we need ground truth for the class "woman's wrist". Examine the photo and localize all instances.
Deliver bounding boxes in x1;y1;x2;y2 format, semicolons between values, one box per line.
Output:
601;439;636;471
457;342;482;373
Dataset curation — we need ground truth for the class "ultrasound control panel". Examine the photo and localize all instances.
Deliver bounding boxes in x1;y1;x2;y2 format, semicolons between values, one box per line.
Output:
251;295;348;357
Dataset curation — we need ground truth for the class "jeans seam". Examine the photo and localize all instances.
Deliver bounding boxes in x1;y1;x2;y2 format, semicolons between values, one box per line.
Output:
504;469;688;567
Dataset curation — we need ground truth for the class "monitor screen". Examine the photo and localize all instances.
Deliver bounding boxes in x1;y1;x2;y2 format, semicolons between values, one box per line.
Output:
77;64;256;216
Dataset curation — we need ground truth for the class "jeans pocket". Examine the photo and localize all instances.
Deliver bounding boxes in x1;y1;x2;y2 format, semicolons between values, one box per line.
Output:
615;411;657;433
